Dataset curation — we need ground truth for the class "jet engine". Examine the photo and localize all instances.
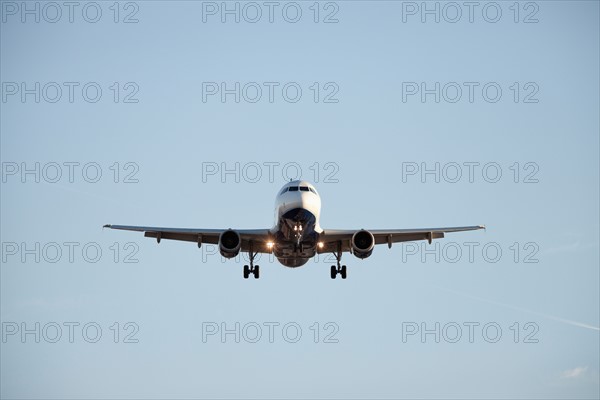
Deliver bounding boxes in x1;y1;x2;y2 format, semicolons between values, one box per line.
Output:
219;229;241;258
351;230;375;259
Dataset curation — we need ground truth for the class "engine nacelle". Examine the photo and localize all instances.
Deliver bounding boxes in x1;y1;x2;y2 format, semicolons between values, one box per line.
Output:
219;229;241;258
351;230;375;259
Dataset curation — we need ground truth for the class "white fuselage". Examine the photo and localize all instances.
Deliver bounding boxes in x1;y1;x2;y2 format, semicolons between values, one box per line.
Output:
270;180;323;267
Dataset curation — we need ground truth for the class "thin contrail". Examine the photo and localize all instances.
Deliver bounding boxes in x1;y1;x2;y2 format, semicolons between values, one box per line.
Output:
436;286;600;332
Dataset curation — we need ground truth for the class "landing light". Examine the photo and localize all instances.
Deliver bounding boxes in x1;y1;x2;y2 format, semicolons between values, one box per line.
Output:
267;241;274;248
318;242;324;249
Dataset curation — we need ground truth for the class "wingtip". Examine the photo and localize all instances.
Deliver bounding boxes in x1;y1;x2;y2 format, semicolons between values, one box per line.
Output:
103;224;111;229
479;225;486;230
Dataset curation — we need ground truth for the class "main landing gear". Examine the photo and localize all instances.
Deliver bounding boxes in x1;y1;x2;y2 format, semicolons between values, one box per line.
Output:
244;245;259;279
330;246;347;279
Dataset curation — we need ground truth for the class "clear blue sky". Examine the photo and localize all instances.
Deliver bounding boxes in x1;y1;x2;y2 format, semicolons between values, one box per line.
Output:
1;1;599;398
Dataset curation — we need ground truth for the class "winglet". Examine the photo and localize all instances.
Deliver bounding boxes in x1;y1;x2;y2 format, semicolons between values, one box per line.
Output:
103;224;112;229
479;225;486;230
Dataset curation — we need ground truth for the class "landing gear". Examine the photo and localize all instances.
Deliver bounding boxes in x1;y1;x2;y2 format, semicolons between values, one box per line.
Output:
243;264;259;279
244;244;260;279
330;244;347;279
330;264;347;279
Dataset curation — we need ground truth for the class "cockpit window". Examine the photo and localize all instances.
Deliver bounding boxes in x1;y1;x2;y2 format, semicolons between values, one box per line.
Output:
288;186;299;192
309;187;317;194
300;186;309;191
280;187;288;195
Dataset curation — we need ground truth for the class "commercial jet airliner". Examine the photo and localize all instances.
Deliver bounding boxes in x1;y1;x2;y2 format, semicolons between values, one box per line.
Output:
104;180;484;279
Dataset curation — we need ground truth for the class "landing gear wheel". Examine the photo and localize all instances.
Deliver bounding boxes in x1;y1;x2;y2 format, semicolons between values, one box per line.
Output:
244;242;261;280
330;265;337;279
330;243;347;280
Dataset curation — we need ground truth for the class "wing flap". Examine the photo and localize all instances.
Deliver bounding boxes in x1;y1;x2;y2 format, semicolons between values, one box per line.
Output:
373;232;445;245
105;224;271;251
317;225;483;253
144;231;219;245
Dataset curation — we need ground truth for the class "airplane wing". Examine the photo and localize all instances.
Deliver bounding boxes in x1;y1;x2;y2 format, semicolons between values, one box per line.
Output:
103;224;484;255
317;225;485;253
103;224;273;253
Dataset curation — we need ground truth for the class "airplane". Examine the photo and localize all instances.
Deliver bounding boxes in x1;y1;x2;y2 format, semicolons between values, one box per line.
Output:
104;180;485;279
